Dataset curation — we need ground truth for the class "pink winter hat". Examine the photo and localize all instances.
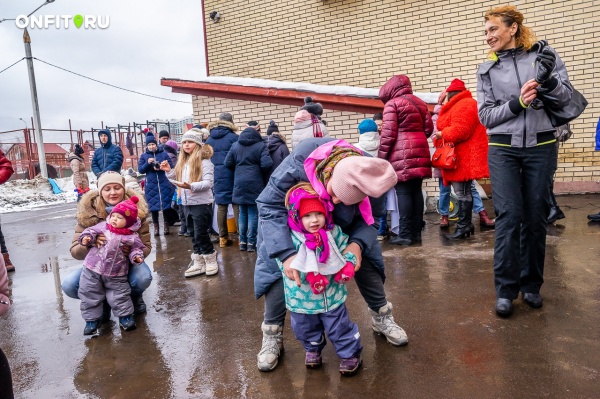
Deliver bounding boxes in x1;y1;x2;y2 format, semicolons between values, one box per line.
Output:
294;110;312;124
111;196;140;228
329;157;397;205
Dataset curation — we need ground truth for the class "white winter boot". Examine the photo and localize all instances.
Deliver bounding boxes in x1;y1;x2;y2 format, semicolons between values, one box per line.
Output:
184;253;205;278
203;252;219;276
257;322;284;372
369;302;408;346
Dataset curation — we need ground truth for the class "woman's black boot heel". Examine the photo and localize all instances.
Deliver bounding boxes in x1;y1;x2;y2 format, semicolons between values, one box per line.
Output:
445;200;474;240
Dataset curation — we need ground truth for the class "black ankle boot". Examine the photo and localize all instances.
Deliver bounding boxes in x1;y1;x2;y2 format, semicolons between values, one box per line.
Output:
131;294;147;315
445;200;474;240
547;206;565;224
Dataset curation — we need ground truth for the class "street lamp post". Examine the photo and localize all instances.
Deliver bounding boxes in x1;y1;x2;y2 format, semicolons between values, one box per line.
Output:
23;28;47;178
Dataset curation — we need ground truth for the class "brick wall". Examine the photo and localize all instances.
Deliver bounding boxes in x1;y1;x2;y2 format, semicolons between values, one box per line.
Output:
201;0;600;190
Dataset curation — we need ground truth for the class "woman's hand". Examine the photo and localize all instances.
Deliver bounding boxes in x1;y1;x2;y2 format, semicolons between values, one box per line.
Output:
159;160;171;172
147;157;155;164
435;131;443;139
520;79;539;106
174;181;191;189
283;255;301;287
96;233;107;248
342;242;362;272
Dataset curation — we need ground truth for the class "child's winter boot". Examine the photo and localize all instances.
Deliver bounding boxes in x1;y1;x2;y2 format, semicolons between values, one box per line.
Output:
184;253;206;278
305;351;322;368
369;302;408;346
119;315;136;331
257;322;283;372
83;320;100;336
203;252;219;276
3;252;15;272
339;354;362;376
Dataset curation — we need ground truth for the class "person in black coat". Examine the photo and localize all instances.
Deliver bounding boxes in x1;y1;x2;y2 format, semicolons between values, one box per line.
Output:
262;120;290;179
206;113;239;247
225;122;273;252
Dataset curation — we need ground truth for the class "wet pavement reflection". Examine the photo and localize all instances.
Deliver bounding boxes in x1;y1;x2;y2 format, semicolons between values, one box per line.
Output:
0;196;599;398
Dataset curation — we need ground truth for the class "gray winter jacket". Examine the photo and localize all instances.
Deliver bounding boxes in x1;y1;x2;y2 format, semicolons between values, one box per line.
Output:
477;45;572;147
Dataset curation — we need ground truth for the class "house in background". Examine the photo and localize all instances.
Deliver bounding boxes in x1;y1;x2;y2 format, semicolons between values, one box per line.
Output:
162;0;600;195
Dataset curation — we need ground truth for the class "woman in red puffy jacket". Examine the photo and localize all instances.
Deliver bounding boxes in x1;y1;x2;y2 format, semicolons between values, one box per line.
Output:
379;75;433;245
435;79;490;239
0;150;15;272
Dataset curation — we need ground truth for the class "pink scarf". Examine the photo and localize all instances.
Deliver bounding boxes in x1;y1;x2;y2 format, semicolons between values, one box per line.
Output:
287;186;333;263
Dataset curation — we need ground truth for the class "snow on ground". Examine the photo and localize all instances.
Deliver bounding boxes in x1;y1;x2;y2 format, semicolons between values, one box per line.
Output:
194;76;441;104
0;172;97;214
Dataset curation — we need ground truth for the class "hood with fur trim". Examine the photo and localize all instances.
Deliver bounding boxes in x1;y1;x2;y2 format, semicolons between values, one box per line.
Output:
207;120;239;136
77;188;148;229
200;143;214;160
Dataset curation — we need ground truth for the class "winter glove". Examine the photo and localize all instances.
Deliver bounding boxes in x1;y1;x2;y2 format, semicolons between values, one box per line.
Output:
536;47;556;84
333;262;355;284
305;272;329;295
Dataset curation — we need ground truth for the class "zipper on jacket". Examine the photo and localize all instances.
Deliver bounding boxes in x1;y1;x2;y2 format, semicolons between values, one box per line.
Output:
108;235;122;276
511;50;527;148
153;151;163;209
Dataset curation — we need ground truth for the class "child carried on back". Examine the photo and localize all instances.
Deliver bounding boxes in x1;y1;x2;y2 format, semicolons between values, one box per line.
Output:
278;182;362;376
78;196;145;336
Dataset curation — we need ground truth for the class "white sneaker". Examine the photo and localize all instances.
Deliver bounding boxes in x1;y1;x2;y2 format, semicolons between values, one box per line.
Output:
184;254;205;278
257;323;283;372
369;302;408;346
377;235;385;241
203;252;219;276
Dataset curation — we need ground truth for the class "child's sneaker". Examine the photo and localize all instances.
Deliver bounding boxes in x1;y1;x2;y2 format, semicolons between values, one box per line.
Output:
239;242;247;251
305;351;322;368
119;315;136;331
339;355;362;376
247;243;256;252
83;320;100;336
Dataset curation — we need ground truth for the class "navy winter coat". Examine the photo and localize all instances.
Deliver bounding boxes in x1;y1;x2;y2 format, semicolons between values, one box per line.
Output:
206;120;239;204
224;127;273;205
138;146;175;212
263;133;290;178
91;130;124;176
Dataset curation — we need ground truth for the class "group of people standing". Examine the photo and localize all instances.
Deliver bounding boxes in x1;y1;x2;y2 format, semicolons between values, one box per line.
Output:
23;3;572;384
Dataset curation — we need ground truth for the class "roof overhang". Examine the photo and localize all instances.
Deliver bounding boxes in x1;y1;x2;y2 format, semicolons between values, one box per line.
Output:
161;78;435;114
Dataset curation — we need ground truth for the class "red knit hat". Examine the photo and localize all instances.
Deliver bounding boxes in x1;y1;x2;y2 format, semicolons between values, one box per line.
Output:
298;197;326;218
111;196;139;228
446;78;466;92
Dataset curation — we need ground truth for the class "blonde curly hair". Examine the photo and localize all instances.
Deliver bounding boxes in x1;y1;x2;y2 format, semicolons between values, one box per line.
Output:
485;5;537;51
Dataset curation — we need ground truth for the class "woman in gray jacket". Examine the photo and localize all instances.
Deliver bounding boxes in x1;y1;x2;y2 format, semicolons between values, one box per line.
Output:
478;5;572;317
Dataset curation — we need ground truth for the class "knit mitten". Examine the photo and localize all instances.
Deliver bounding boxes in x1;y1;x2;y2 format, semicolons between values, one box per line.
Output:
334;262;355;284
305;272;329;294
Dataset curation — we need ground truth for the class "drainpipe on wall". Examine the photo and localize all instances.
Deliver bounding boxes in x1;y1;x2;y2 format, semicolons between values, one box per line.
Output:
200;0;210;77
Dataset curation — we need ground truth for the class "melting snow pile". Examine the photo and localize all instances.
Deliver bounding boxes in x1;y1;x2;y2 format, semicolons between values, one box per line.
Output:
0;173;97;213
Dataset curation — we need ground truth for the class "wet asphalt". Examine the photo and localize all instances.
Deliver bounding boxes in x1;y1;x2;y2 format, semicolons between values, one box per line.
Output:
0;195;599;398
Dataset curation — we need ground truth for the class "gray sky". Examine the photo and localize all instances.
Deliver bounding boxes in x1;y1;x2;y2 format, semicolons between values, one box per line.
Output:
0;0;205;141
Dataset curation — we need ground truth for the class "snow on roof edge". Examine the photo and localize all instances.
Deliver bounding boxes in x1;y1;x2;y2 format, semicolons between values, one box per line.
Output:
195;76;440;104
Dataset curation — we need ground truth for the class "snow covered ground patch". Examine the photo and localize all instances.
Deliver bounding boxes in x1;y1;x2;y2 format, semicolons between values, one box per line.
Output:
0;173;97;214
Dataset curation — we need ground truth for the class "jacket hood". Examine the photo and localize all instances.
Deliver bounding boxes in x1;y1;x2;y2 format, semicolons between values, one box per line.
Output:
263;133;287;151
97;130;113;148
201;143;214;159
162;144;177;156
238;127;263;146
356;131;380;151
379;75;413;104
207;120;239;137
67;152;84;163
77;189;148;228
293;120;313;130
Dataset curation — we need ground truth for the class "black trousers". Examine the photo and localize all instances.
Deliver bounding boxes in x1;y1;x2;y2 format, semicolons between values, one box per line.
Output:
395;179;424;240
0;348;13;399
183;204;214;255
488;144;557;299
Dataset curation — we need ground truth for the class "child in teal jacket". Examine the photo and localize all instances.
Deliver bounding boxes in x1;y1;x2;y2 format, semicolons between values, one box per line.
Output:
277;182;362;375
